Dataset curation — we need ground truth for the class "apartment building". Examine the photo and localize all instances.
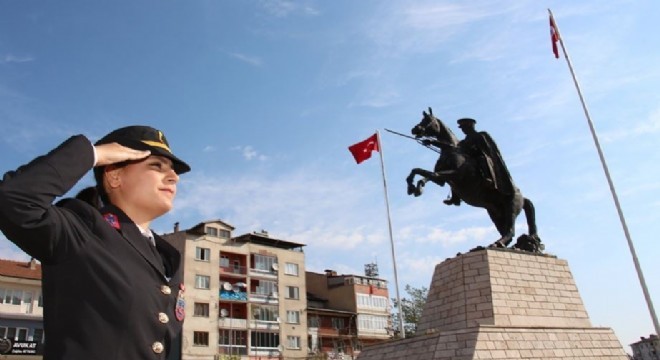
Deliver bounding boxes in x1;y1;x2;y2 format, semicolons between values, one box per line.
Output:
631;334;659;360
306;293;358;359
0;258;44;359
162;220;307;360
305;270;391;359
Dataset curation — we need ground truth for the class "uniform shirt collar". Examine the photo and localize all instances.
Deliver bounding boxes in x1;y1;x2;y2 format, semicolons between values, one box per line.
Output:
136;224;155;246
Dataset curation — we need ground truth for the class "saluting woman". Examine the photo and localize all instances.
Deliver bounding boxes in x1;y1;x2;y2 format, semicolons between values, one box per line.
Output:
0;126;190;360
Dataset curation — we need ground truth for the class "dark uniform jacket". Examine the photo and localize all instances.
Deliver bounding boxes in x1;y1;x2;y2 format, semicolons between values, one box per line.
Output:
0;135;184;360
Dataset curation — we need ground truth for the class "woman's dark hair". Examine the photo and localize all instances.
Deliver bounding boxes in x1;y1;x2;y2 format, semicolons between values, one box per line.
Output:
92;167;110;206
74;186;102;209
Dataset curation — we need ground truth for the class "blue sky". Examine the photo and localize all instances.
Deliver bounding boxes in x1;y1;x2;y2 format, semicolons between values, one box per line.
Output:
2;0;659;351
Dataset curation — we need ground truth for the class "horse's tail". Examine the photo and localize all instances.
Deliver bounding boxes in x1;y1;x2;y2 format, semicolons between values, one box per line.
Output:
522;197;537;236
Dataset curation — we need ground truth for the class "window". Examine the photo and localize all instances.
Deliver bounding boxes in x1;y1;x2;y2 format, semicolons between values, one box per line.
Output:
285;286;299;299
357;314;389;332
195;275;210;289
33;328;44;343
332;318;345;329
356;294;388;310
308;316;320;327
194;303;209;317
252;305;278;322
284;262;299;276
195;247;210;261
252;254;277;272
219;330;246;346
11;290;22;305
251;331;279;349
2;327;28;341
205;227;218;236
2;289;23;305
193;331;209;346
219;229;231;238
38;293;43;307
334;339;346;353
253;280;277;296
220;255;229;267
286;310;300;324
287;336;301;349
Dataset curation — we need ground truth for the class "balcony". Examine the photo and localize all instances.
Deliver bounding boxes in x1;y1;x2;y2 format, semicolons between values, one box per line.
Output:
218;346;247;356
219;317;248;329
219;290;248;301
220;264;247;276
249;267;278;279
249;319;280;331
248;292;279;304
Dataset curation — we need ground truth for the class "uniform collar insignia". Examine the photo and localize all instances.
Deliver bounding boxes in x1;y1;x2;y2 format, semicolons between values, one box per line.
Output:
103;213;121;230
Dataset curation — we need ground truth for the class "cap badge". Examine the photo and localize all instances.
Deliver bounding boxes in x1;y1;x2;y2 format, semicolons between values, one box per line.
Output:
141;130;172;154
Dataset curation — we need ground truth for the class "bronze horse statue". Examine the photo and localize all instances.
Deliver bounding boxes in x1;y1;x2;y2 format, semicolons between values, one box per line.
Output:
405;108;541;251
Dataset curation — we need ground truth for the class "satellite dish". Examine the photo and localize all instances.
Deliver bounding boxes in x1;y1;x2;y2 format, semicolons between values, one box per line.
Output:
220;309;228;317
271;291;278;298
277;345;283;352
276;317;281;323
223;282;232;291
271;263;279;271
235;282;247;288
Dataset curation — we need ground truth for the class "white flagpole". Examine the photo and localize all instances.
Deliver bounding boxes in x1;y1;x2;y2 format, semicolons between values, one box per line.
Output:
376;130;406;338
549;8;660;338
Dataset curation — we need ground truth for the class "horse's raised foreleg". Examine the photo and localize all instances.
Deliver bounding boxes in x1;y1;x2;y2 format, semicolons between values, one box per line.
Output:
406;168;444;197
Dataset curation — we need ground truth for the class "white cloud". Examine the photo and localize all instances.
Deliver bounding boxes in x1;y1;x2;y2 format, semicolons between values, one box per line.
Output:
231;145;267;161
171;168;383;249
1;54;35;64
258;0;319;18
229;52;263;67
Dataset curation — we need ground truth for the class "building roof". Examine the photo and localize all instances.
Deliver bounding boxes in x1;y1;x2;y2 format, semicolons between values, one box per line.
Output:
0;258;42;280
232;232;306;250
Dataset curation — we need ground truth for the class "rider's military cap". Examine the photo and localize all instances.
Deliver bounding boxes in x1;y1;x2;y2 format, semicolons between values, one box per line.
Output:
457;118;477;127
95;126;190;174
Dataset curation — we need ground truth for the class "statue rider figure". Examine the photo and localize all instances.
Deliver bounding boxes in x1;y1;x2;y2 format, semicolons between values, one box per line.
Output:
444;118;514;205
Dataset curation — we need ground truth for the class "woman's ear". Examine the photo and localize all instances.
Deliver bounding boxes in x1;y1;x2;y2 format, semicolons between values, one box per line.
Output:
104;165;123;189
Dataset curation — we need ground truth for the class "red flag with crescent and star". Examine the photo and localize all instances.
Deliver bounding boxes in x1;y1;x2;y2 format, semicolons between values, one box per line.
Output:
550;15;560;59
348;133;379;164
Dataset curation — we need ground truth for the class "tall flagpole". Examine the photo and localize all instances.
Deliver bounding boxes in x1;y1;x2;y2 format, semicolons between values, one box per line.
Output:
549;8;660;339
376;130;406;338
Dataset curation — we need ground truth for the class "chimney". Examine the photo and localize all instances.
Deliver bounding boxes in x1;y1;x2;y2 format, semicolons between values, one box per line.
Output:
324;269;337;277
28;257;37;270
174;222;180;232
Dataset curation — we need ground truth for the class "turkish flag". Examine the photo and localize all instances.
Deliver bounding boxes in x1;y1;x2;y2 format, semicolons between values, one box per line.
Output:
550;15;560;59
348;133;379;164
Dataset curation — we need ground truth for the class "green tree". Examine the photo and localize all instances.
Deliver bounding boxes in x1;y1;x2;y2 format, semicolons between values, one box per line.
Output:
391;284;428;338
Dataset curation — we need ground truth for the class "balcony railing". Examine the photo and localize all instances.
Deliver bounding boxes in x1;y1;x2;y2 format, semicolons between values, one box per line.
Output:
219;264;247;275
249;320;280;330
248;292;279;304
219;317;248;329
219;291;248;301
218;345;247;356
248;268;278;277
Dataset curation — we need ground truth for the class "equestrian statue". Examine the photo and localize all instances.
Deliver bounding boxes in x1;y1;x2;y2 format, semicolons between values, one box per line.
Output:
405;108;542;252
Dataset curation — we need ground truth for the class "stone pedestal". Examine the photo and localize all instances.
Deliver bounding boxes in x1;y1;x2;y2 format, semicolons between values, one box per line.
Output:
357;249;628;359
